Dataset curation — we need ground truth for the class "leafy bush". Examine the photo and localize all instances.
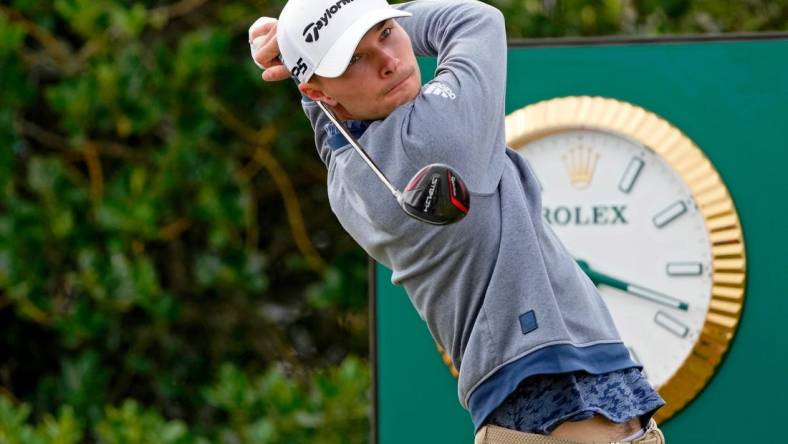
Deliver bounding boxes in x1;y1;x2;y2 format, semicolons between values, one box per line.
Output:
0;397;82;444
1;0;368;441
0;356;368;443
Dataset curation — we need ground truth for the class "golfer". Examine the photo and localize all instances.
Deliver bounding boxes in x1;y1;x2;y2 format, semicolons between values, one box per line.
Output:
250;1;666;442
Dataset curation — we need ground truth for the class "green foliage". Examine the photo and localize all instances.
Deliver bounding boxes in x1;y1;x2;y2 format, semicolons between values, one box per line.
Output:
94;401;197;444
486;0;788;37
0;357;368;443
203;357;369;443
0;398;83;444
0;0;783;442
1;0;368;441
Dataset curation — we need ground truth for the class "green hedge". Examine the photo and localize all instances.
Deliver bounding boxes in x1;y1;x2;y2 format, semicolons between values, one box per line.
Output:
0;357;369;443
1;0;368;441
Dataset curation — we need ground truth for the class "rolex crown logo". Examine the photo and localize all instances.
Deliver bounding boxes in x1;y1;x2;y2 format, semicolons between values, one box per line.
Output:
562;145;599;189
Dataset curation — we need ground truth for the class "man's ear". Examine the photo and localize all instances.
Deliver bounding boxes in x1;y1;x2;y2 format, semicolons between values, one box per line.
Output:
298;83;338;106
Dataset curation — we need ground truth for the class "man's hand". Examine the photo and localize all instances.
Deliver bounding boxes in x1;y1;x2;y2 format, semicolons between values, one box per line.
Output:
248;17;290;82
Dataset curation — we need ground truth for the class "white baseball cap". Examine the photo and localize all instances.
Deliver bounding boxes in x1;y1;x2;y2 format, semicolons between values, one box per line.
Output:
277;0;411;83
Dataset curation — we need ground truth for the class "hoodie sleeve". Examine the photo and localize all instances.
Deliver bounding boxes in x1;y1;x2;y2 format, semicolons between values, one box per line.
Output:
395;0;508;193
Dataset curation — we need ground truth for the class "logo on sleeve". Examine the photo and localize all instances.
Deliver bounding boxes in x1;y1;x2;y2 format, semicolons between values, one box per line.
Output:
423;82;456;100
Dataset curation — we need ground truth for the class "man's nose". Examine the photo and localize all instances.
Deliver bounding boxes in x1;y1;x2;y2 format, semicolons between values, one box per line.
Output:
378;48;400;78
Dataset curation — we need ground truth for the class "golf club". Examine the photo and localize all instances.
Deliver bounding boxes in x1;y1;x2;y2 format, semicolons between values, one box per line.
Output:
313;100;470;225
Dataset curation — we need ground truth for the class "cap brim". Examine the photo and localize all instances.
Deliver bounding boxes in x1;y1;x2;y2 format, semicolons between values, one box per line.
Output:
314;8;411;79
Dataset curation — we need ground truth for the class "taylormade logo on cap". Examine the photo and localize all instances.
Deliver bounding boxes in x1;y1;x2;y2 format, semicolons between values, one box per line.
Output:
277;0;411;83
302;0;357;43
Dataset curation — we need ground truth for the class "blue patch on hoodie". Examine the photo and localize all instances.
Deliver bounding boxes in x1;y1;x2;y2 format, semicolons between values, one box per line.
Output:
519;310;538;335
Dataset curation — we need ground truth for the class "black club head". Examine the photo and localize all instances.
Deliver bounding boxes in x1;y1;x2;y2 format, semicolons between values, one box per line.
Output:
398;164;470;225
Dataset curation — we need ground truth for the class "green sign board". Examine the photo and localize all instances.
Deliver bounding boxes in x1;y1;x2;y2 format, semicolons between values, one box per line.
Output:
372;35;788;444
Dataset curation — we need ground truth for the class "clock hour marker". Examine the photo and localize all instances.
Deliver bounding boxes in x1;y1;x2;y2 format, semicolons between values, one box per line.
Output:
653;201;687;228
618;157;645;193
666;262;703;276
654;311;689;338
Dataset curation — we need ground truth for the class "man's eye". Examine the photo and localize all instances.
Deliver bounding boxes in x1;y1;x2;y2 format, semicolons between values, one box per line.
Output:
349;55;361;65
381;27;391;39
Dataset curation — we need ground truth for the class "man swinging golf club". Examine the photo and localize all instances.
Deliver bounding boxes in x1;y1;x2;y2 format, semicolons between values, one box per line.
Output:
250;1;667;443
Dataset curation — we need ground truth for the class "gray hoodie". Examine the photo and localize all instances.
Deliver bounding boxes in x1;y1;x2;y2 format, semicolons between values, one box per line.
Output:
301;0;638;429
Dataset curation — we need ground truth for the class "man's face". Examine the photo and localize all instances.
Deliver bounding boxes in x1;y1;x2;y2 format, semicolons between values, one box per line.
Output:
301;19;421;121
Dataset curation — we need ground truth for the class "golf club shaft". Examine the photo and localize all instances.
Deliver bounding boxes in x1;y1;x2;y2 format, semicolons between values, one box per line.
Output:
278;54;400;199
313;100;401;199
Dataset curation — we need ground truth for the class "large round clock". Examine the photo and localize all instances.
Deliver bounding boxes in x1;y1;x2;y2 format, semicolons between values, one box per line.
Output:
502;96;747;422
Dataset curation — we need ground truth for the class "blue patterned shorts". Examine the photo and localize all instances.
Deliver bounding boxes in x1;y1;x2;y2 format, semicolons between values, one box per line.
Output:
483;367;665;435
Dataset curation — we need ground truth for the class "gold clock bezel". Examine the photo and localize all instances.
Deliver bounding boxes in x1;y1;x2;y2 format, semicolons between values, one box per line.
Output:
501;96;747;422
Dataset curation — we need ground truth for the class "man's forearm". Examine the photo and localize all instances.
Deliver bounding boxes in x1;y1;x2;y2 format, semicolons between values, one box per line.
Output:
396;0;507;70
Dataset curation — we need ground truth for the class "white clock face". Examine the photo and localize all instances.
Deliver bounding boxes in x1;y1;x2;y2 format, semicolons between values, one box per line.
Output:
514;129;713;388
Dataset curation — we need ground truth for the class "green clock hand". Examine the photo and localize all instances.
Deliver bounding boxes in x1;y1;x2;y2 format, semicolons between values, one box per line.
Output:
576;259;689;311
